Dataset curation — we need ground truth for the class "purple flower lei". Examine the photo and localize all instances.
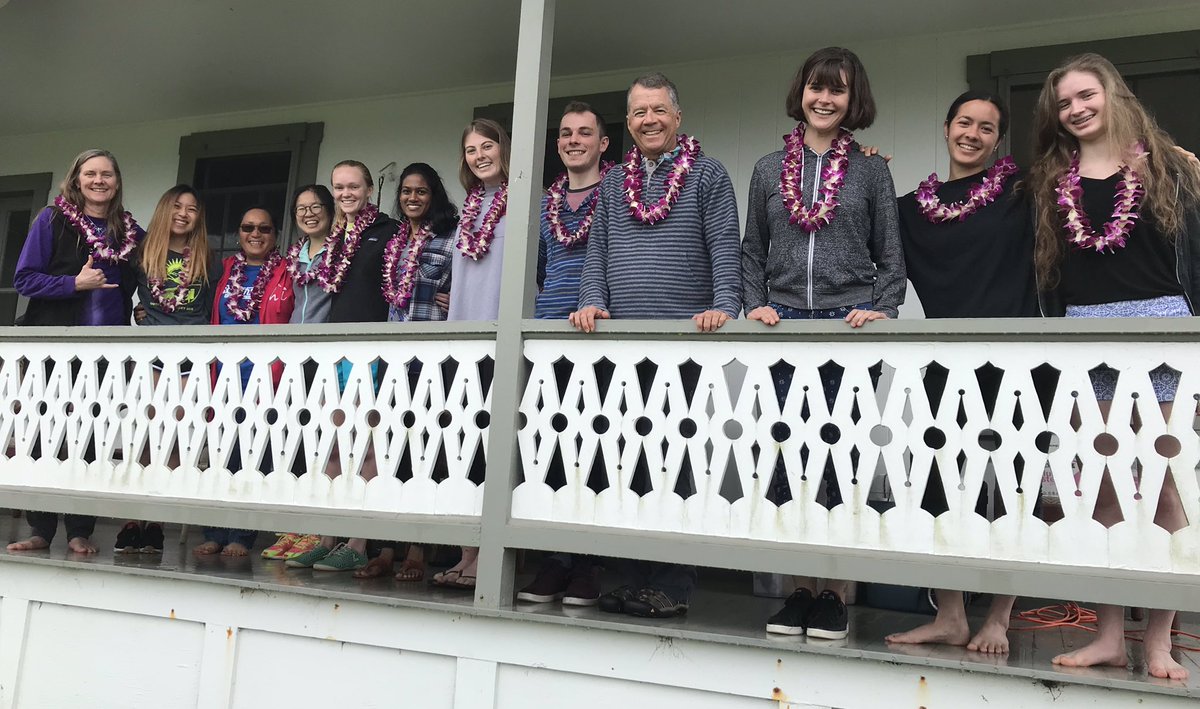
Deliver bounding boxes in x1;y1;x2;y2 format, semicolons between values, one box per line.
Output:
285;236;332;286
545;161;614;247
147;248;193;314
225;251;283;322
381;220;433;310
1055;145;1146;252
315;202;380;293
916;156;1019;224
622;134;700;224
456;182;508;260
54;195;140;263
779;124;853;233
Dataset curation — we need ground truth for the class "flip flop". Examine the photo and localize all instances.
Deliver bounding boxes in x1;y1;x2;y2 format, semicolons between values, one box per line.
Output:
446;574;476;591
430;569;462;587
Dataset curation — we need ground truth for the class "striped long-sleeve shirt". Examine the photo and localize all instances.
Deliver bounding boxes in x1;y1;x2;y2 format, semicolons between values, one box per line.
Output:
577;153;741;318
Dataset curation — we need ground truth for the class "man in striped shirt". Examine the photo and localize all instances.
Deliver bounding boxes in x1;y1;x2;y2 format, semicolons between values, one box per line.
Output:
568;72;742;618
535;101;611;319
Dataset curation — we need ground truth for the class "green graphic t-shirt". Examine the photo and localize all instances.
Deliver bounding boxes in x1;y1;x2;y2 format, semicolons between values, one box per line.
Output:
135;249;219;326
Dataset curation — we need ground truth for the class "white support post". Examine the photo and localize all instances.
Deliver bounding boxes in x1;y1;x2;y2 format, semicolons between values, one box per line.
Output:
196;622;238;709
0;598;30;709
474;0;556;610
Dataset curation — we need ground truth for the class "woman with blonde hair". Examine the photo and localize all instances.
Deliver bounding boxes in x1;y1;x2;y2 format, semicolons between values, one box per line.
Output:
1027;52;1200;681
8;149;144;554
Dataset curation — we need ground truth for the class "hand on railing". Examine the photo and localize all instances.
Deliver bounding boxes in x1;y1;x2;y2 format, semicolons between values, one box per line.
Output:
845;308;888;328
133;304;148;325
74;255;118;291
746;305;781;326
692;309;730;332
569;306;610;333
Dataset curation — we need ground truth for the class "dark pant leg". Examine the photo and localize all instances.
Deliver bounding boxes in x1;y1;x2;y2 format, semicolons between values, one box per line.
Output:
647;562;698;602
203;528;230;545
25;511;59;543
63;514;97;541
226;529;258;548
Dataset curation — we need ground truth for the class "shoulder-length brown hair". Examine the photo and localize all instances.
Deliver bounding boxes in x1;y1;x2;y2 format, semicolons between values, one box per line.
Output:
458;118;511;192
785;47;877;131
138;184;211;285
58;149;129;241
1027;53;1200;288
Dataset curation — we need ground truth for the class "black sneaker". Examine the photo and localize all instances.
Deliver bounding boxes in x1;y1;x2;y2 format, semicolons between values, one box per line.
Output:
623;587;688;618
140;523;165;554
805;590;848;640
516;559;570;603
598;585;638;614
562;563;601;607
765;588;815;635
114;522;142;554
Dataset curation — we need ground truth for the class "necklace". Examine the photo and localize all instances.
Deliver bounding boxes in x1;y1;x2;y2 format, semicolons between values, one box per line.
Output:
916;156;1018;223
316;203;379;292
285;236;332;286
54;195;140;262
147;248;193;313
622;134;700;224
545;161;614;247
1056;146;1145;252
382;220;434;310
457;182;508;259
225;251;282;321
779;124;853;233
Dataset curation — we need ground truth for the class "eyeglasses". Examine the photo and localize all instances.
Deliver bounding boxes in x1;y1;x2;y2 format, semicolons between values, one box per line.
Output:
295;204;325;216
239;224;275;234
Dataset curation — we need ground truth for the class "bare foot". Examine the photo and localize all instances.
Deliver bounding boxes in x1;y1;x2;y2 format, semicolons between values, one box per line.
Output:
1147;647;1189;680
394;558;425;582
221;543;249;557
66;537;97;554
1052;637;1128;669
966;618;1011;654
7;536;49;552
886;617;970;647
353;554;394;579
193;541;222;555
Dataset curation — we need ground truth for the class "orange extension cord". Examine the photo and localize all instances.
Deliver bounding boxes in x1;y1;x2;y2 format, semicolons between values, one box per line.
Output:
1010;603;1200;652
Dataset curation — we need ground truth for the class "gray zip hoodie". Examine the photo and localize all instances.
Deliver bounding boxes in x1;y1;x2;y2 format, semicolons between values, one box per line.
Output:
741;142;905;317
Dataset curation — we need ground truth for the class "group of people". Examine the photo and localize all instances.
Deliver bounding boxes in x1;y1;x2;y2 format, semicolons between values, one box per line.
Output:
6;46;1198;681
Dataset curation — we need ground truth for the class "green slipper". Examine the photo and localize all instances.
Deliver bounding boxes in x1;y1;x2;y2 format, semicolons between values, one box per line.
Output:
312;543;368;572
285;544;331;568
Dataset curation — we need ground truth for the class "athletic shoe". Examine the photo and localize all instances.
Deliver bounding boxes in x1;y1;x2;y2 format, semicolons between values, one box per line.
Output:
765;588;815;635
285;544;332;568
598;585;638;614
283;535;322;560
562;564;601;607
805;590;849;640
114;522;142;554
261;533;300;560
623;587;688;618
312;543;368;572
140;523;165;554
516;559;570;603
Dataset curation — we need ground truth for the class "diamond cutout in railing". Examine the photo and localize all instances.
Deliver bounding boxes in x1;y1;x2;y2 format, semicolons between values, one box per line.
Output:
545;439;566;491
477;355;495;398
975;363;1004;419
439;357;459;399
592;357;615;403
817;360;844;412
678;359;702;407
923;361;950;417
768;359;795;408
552;356;574;403
630;447;652;497
673;448;696;500
586;447;609;494
718;449;742;504
765;454;792;507
467;439;486;486
634;359;658;406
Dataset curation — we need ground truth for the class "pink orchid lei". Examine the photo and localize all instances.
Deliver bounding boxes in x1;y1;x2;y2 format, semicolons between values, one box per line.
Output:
381;220;433;310
916;156;1018;223
1055;145;1146;252
54;195;140;263
316;202;380;292
545;161;615;247
225;251;283;322
147;248;193;313
779;124;853;233
285;236;333;286
456;182;508;260
622;134;700;224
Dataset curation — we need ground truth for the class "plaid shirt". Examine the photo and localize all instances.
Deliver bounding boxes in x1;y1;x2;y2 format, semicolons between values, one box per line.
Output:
388;230;454;322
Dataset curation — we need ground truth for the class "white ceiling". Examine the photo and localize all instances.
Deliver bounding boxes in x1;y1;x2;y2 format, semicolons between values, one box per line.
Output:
0;0;1195;136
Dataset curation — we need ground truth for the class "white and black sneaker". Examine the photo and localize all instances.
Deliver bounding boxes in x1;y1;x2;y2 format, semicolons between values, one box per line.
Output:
805;590;848;640
765;588;815;635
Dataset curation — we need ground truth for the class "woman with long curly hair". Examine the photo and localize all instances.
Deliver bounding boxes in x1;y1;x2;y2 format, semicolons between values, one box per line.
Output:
1027;52;1200;681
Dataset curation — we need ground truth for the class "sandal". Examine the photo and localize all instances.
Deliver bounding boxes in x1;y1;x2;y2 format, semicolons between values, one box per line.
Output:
446;574;476;591
430;569;462;587
394;559;426;582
